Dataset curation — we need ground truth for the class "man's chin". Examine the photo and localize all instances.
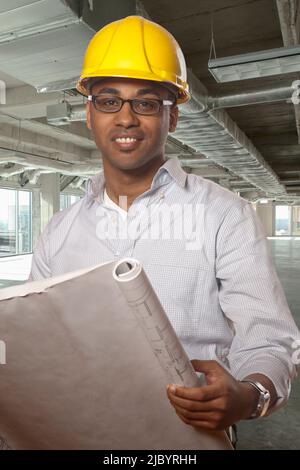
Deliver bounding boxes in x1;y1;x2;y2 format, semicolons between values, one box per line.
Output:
112;161;148;172
108;155;153;172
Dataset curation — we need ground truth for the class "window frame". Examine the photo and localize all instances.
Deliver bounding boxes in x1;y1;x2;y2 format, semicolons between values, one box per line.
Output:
0;187;33;257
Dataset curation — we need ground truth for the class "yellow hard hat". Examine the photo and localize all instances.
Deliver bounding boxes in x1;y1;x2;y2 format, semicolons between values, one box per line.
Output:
76;15;190;104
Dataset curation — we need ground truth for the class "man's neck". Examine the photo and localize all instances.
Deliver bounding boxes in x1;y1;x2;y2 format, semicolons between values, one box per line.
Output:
103;157;166;209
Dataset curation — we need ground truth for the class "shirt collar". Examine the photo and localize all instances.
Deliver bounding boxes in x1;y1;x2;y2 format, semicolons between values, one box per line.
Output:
86;157;187;202
152;157;187;190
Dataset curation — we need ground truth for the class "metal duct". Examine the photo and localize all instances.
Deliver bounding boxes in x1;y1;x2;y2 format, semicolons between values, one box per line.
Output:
294;103;300;144
208;85;295;110
27;169;43;185
0;0;138;93
0;163;26;178
70;176;86;189
175;71;285;196
47;102;86;125
69;104;86;122
0;1;136;91
0;149;101;176
0;0;89;90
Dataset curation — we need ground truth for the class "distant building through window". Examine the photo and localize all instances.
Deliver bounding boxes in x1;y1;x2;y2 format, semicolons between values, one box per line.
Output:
275;205;300;236
60;194;81;211
0;188;32;257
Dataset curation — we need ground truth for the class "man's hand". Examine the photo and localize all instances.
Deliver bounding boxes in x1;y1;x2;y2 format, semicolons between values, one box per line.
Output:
166;360;260;431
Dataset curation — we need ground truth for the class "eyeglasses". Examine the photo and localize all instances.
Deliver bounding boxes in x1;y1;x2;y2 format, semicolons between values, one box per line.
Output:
88;95;174;115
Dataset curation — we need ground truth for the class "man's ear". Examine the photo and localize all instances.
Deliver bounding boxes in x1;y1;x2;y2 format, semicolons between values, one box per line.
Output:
86;101;91;130
169;105;178;133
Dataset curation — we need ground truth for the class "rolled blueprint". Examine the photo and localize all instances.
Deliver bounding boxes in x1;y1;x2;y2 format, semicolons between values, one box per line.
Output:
113;258;205;388
0;258;231;449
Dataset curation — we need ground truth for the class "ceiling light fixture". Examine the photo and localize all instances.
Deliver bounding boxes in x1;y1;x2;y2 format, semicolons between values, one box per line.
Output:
208;44;300;82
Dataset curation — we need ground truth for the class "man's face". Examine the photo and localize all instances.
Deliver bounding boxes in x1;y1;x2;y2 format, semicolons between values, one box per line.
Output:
86;78;178;172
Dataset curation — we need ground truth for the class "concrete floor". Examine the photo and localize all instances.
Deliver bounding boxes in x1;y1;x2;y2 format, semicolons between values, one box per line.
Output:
237;238;300;450
0;240;299;449
0;254;32;288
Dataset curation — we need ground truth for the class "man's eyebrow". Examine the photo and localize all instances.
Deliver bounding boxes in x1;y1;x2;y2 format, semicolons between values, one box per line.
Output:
93;87;163;97
93;87;119;95
136;88;162;97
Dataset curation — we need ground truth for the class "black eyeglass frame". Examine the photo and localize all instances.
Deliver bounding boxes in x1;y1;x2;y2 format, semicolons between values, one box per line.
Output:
87;95;174;115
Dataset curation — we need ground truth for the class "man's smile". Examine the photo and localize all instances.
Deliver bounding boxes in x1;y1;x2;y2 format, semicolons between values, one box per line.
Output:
111;133;144;152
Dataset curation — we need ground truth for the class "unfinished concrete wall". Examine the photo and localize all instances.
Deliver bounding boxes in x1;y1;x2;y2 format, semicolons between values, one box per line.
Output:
256;201;275;237
40;173;60;233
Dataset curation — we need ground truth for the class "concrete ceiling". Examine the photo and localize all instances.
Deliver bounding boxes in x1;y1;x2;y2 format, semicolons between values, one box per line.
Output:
0;0;299;201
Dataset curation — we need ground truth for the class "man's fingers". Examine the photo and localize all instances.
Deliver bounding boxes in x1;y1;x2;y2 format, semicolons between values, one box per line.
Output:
175;409;216;430
171;397;224;414
167;383;222;403
175;406;213;421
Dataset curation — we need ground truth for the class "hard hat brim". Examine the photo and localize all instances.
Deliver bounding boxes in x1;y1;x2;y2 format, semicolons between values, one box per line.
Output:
76;72;190;104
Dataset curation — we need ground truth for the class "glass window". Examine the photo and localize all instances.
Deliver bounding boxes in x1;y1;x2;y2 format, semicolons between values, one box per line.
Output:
0;189;16;256
275;205;300;236
18;191;32;254
60;194;81;211
275;206;291;236
0;188;32;257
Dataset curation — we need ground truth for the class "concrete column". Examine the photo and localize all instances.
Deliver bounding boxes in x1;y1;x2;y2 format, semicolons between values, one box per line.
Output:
40;173;60;233
256;201;275;236
31;188;41;248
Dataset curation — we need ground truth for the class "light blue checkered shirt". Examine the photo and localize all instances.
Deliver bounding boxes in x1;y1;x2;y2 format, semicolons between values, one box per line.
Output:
29;157;299;410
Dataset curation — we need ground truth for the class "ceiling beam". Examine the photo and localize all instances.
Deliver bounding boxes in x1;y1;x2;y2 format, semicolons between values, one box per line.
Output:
254;145;300;157
281;178;300;183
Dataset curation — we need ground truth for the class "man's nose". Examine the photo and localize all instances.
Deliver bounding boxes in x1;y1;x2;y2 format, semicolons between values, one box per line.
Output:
115;101;140;127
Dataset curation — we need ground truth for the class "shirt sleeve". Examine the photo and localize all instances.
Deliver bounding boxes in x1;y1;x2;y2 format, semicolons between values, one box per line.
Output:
216;201;300;412
28;222;52;281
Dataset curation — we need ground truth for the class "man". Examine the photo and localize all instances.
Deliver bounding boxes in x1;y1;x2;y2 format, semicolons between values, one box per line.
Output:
30;16;299;436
